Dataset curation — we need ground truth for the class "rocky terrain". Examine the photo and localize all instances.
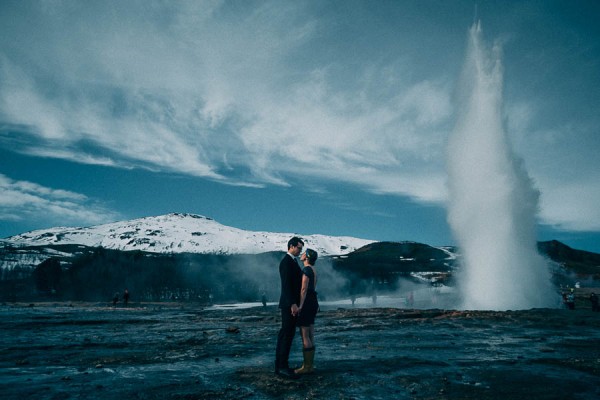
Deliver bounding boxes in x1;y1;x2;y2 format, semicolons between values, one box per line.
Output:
1;300;599;400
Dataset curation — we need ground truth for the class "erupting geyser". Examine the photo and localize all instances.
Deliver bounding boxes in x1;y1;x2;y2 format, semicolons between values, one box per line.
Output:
446;22;556;310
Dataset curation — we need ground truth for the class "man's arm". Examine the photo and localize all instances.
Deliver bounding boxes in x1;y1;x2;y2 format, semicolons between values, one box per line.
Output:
280;257;299;315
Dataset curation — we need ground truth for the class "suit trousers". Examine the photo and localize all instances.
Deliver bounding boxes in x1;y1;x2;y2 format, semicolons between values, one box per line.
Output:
275;307;296;369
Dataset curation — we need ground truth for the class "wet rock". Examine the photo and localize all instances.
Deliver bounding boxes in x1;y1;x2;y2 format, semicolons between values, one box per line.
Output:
226;326;240;333
407;382;420;394
538;347;555;353
239;316;264;322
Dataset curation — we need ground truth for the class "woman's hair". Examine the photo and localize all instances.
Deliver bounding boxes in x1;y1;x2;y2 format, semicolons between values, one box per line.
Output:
304;248;318;265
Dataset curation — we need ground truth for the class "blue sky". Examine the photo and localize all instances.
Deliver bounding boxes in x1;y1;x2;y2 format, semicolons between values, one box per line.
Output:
1;1;599;253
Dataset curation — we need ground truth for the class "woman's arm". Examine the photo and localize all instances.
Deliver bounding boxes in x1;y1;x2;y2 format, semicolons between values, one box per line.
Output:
298;275;309;309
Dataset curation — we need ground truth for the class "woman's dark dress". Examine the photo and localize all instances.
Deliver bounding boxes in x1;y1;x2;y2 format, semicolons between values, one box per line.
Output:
297;266;318;327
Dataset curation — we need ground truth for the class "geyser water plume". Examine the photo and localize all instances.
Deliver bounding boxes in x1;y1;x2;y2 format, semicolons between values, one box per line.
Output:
446;22;556;310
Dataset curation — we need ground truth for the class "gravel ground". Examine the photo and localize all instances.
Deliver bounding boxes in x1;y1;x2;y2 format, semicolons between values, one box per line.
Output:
1;302;599;399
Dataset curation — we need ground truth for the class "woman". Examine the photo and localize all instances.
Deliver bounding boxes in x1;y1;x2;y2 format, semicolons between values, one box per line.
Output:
295;248;319;374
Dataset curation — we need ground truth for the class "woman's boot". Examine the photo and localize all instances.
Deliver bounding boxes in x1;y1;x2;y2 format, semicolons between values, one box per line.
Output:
294;347;315;374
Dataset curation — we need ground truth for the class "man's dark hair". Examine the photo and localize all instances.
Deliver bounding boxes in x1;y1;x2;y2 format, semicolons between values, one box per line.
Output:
288;236;304;250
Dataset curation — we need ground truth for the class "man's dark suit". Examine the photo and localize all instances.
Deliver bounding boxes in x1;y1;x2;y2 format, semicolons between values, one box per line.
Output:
275;253;302;370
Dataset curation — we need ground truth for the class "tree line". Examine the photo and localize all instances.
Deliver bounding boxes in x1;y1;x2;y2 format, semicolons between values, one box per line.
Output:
1;248;285;303
0;245;441;303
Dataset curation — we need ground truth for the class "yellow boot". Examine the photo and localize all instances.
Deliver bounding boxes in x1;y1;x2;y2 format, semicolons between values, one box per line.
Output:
294;347;315;374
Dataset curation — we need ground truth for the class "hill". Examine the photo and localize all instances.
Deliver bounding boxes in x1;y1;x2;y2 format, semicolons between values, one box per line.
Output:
538;240;600;280
1;214;599;303
3;213;373;257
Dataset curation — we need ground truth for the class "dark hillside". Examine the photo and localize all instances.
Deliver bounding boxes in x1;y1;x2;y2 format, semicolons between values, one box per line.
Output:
538;240;600;277
330;242;456;296
332;241;455;276
2;240;599;302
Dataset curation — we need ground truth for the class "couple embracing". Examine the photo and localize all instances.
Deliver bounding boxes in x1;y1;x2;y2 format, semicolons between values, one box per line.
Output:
274;237;319;378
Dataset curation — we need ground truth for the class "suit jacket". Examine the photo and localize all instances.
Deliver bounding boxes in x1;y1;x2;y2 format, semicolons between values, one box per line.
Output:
278;254;302;309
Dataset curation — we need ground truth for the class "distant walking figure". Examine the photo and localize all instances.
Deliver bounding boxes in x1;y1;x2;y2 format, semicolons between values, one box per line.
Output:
566;290;575;310
590;292;599;312
274;237;304;378
261;292;267;307
295;248;319;375
112;292;119;307
123;289;130;307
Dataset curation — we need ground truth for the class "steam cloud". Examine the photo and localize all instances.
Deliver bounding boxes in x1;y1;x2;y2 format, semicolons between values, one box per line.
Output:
446;23;557;310
178;250;350;305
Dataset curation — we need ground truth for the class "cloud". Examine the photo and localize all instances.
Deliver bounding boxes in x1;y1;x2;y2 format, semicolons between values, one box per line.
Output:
0;174;121;228
507;111;600;233
0;1;451;196
538;179;600;231
0;1;598;234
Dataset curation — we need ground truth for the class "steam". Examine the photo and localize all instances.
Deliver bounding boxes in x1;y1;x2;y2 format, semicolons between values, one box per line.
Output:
446;23;556;310
178;250;351;305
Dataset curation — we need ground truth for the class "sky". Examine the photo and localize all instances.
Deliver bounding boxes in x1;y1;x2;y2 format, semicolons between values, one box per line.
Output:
1;0;599;253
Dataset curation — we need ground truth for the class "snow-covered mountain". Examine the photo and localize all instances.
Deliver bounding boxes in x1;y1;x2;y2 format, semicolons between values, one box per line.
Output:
4;213;375;257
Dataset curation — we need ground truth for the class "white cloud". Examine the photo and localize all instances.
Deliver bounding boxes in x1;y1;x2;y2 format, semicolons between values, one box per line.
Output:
506;113;600;233
538;178;600;231
0;1;598;234
0;1;453;200
0;174;120;227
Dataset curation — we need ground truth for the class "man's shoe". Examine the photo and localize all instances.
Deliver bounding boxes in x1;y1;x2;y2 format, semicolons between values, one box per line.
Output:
277;368;299;379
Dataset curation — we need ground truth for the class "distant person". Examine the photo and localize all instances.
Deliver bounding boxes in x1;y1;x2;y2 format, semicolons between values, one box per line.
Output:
261;292;267;307
295;248;319;375
275;237;304;378
112;292;119;307
350;294;356;306
589;292;599;312
566;289;575;310
123;289;130;307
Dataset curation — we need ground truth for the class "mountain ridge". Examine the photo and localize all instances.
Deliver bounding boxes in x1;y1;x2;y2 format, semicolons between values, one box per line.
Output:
1;214;598;303
2;213;599;282
1;212;375;263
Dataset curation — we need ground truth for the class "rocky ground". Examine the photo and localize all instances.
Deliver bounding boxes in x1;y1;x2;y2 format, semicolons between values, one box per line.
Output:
1;301;599;399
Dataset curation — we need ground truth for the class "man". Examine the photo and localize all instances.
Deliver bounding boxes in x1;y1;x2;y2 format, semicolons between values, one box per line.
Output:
275;236;304;378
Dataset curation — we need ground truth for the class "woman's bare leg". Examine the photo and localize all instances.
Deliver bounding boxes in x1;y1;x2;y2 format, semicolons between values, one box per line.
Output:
300;326;313;348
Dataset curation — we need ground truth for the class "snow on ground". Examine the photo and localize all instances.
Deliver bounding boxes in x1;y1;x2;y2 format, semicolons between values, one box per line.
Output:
5;213;374;256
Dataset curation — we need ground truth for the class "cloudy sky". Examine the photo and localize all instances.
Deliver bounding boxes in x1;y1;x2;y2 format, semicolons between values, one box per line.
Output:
1;0;599;252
